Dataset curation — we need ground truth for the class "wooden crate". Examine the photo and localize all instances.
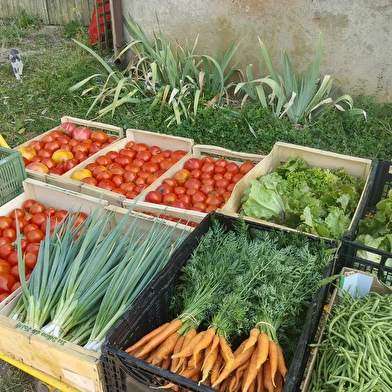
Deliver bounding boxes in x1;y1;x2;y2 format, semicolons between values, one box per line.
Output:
219;142;372;236
14;116;123;183
0;178;111;392
48;129;194;207
123;144;265;225
301;268;392;391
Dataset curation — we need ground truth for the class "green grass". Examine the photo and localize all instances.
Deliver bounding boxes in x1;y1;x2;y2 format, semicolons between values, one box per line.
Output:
1;15;392;162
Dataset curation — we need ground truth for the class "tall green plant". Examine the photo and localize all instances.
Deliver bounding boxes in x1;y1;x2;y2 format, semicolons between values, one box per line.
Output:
235;35;366;125
70;14;241;126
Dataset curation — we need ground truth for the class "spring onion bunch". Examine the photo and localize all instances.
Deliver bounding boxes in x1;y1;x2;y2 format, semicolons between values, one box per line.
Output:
13;205;187;350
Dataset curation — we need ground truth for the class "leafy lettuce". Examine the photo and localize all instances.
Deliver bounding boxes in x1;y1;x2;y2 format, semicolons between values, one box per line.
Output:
241;157;365;240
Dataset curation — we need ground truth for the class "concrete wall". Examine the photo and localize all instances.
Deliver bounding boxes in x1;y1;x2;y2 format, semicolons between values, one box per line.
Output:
116;0;392;102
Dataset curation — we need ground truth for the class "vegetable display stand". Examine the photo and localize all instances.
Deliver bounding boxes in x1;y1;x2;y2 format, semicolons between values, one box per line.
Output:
0;146;27;206
48;128;195;207
339;159;392;285
301;268;392;391
100;212;338;392
218;142;372;240
14;116;123;184
122;144;265;226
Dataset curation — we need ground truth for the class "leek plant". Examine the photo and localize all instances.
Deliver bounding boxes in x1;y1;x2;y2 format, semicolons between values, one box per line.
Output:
235;35;366;126
14;205;188;350
69;14;241;126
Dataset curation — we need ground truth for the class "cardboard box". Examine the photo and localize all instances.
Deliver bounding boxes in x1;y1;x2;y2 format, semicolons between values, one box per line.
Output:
301;267;392;391
48;129;195;207
123;144;265;224
14;116;123;183
219;142;372;238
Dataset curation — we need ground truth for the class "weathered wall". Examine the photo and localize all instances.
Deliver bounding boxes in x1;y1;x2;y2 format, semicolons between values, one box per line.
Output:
117;0;392;102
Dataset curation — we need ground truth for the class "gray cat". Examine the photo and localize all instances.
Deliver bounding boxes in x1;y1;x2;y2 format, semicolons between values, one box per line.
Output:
9;49;23;80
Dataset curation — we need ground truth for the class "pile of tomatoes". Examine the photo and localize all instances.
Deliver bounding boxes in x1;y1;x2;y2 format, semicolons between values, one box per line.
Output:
0;199;87;303
16;122;119;175
70;141;188;198
144;156;256;213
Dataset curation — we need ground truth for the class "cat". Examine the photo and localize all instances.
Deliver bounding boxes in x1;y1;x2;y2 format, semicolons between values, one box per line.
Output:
9;49;23;80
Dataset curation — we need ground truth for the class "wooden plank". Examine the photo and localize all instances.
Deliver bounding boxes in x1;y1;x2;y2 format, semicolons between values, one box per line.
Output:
0;0;49;23
0;314;103;392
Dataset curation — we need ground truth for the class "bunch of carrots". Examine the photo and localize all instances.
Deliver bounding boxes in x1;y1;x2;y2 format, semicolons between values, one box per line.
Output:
126;320;287;392
123;218;335;392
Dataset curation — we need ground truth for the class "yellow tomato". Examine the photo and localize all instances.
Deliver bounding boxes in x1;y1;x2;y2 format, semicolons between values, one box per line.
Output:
71;169;93;181
52;149;74;163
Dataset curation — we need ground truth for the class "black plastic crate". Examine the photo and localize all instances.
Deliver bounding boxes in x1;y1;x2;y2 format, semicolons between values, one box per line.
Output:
339;160;392;286
101;212;338;392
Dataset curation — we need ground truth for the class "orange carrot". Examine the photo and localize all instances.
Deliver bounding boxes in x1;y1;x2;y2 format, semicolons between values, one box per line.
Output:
125;322;169;354
191;327;216;366
256;333;269;370
145;346;160;364
173;328;198;373
263;360;274;392
152;331;181;365
241;341;261;392
161;356;171;370
219;335;235;368
202;334;220;368
171;330;207;359
248;376;257;392
243;328;260;353
200;341;220;383
230;357;251;391
187;350;203;369
276;344;288;380
170;335;186;372
256;363;265;392
135;319;183;359
212;343;256;388
210;351;223;385
268;340;278;387
274;371;283;392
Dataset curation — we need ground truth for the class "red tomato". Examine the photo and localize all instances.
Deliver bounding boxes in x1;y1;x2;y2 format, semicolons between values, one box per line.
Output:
171;200;190;209
214;165;226;175
119;149;137;160
215;178;230;189
179;194;191;205
41;216;59;235
222;191;233;203
148;146;162;156
163;178;178;188
141;162;159;174
12;217;28;232
37;148;54;158
24;251;38;270
7;250;19;267
190;169;202;179
225;162;240;174
205;205;218;213
44;207;57;217
97;180;116;191
215;158;228;167
227;182;236;192
106;150;120;160
25;242;40;254
9;208;25;220
96;155;112;166
108;165;126;177
41;157;57;169
0;260;11;274
135;184;147;194
113;155;132;167
150;153;165;164
31;213;47;227
26;229;45;244
132;143;149;152
184;158;203;171
0;243;14;260
159;158;178;171
112;188;126;195
202;156;215;164
173;186;187;196
156;183;174;195
132;158;146;167
191;202;207;212
146;174;159;185
44;140;62;152
0;273;16;294
10;281;22;293
29;202;46;215
125;191;138;199
23;223;39;234
184;178;201;190
0;237;11;247
92;165;109;177
22;199;37;211
123;171;137;183
240;161;255;175
0;292;9;302
54;210;69;221
201;177;216;187
29;140;44;151
82;177;98;186
191;191;207;204
120;182;136;193
96;170;113;182
41;134;55;144
112;175;124;188
145;191;163;204
91;131;109;144
161;150;172;158
163;192;178;205
2;228;16;242
136;150;152;162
